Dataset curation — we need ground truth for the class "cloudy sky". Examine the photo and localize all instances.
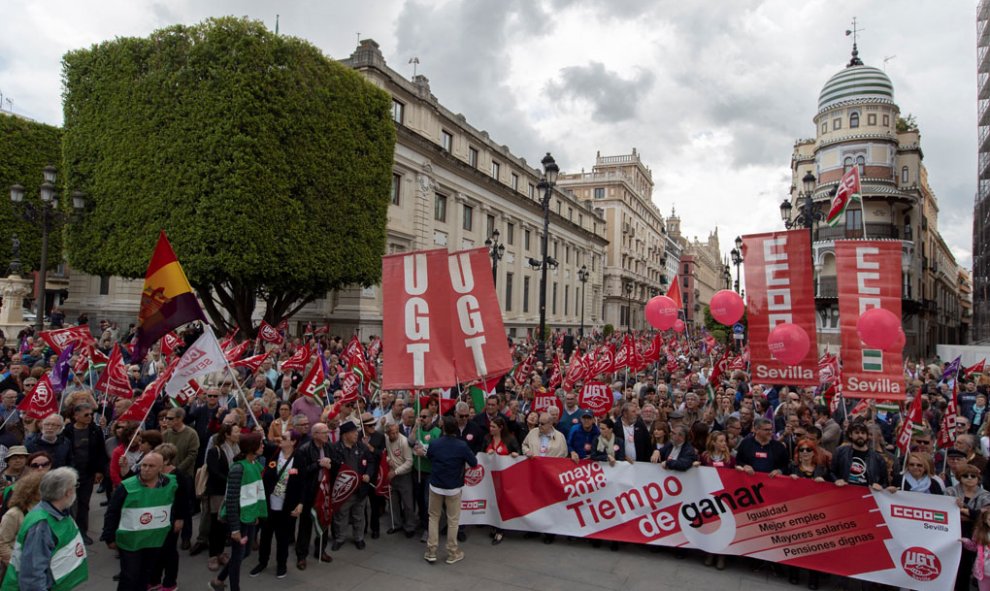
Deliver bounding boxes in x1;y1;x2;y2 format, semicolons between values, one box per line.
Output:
0;0;978;268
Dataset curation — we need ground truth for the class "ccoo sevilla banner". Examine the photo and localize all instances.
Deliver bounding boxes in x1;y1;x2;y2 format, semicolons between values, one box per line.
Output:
836;241;905;400
382;248;512;390
741;230;818;385
460;455;960;591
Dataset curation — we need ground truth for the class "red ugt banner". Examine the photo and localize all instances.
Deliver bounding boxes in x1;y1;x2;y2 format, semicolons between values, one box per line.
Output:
836;241;905;400
447;248;513;382
382;249;457;389
741;230;818;385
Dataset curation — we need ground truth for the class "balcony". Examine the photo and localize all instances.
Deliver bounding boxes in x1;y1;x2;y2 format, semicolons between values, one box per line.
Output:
813;223;902;242
817;276;837;298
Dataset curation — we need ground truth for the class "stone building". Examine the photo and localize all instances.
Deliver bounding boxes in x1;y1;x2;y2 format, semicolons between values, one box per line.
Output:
666;210;726;326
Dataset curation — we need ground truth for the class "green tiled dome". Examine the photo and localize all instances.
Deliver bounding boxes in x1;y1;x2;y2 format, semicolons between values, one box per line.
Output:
818;65;894;111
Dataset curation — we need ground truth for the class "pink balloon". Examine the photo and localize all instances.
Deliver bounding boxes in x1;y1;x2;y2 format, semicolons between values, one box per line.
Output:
891;329;906;352
767;323;810;366
709;290;745;326
856;308;901;350
645;296;679;331
673;319;685;333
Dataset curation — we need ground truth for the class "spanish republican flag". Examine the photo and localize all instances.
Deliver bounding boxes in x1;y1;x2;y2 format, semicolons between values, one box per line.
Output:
133;231;205;362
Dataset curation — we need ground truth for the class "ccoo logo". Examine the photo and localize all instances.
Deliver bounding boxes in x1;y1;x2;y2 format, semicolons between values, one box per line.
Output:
901;547;941;582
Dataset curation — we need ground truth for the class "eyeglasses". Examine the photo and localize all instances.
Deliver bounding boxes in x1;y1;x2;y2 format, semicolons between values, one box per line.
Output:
962;474;980;479
80;413;93;418
165;416;176;420
539;421;552;426
207;395;219;398
907;463;925;467
457;414;470;418
419;415;430;419
29;462;50;469
914;440;931;445
798;448;814;453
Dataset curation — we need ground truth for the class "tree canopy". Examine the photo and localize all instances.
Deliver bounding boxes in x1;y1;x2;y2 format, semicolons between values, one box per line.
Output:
61;17;396;333
0;114;63;274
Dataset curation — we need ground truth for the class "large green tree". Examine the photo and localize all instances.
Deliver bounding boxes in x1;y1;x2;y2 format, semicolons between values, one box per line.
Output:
61;17;395;334
0;114;63;275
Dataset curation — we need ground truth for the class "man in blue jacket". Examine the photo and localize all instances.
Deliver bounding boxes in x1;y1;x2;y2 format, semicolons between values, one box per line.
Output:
567;410;600;461
420;416;477;566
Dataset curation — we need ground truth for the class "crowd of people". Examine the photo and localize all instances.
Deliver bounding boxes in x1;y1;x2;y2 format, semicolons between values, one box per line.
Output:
0;319;987;591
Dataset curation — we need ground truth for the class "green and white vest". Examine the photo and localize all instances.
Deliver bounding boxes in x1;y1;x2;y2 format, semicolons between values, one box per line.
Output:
115;474;177;551
1;505;88;591
220;460;267;524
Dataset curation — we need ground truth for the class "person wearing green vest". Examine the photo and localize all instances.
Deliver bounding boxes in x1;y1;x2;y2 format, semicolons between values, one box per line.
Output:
0;466;87;591
210;431;267;591
411;409;441;542
101;451;188;591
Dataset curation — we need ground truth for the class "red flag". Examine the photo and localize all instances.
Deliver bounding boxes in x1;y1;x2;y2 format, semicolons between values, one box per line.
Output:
258;321;284;345
612;335;636;371
312;465;359;536
938;382;959;449
39;325;94;354
709;348;732;386
896;391;924;455
965;360;986;378
281;344;311;372
367;337;382;362
230;352;271;373
643;335;663;363
118;384;159;423
160;332;182;359
314;324;330;336
336;371;361;404
374;450;390;497
224;340;252;363
532;389;562;415
297;357;327;404
592;345;615;376
275;318;289;333
95;344;135;399
513;352;536;382
172;378;202;406
16;375;59;420
547;356;562;391
562;351;589;390
666;275;683;309
219;328;239;351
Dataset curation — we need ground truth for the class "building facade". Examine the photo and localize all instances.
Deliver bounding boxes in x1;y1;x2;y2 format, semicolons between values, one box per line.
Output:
557;150;673;332
788;46;964;357
60;39;609;339
974;0;990;343
666;210;726;326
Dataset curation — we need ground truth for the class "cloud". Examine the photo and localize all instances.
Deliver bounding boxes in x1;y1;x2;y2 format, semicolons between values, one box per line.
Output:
544;62;655;123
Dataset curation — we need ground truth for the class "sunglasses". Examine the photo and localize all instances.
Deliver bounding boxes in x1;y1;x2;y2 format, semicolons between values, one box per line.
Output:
915;440;931;445
207;395;219;398
798;448;814;453
30;462;50;469
962;474;980;479
419;415;430;419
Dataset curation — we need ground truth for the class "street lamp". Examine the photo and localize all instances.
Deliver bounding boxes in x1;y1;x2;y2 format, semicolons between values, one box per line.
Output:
9;166;85;332
730;235;744;294
535;152;559;363
577;265;589;338
723;265;732;290
624;281;634;333
780;171;824;231
484;228;505;285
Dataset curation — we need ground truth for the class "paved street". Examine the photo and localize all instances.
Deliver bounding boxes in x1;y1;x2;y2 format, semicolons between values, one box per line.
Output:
77;502;852;591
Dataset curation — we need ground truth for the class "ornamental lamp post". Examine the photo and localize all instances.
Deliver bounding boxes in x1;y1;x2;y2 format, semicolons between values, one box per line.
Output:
780;171;822;269
535;152;559;363
484;228;505;285
624;281;634;333
731;235;744;294
9;166;85;333
577;264;589;338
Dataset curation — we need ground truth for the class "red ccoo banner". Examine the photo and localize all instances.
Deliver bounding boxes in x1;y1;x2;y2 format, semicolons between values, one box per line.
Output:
836;241;905;400
741;230;818;385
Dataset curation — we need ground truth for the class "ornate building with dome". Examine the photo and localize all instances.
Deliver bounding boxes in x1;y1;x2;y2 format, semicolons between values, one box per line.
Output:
786;45;964;357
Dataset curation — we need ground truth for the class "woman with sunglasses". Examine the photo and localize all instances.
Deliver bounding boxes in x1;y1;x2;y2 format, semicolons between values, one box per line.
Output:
891;452;944;494
947;462;989;591
788;438;829;482
25;452;52;474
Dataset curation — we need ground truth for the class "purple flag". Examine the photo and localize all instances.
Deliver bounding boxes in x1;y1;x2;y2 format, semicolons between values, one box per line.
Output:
317;341;331;378
50;342;75;394
941;356;962;383
19;336;30;355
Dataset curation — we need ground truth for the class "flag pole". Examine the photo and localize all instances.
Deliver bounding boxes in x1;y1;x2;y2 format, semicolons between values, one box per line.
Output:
212;326;264;439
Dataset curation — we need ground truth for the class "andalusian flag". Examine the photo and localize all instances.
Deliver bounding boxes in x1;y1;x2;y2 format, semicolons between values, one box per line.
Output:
134;231;205;362
468;376;501;413
825;167;861;226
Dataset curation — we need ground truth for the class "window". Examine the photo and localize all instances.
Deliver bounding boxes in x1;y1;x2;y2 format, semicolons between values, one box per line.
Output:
486;214;495;238
833;118;841;130
594;187;605;199
523;277;531;313
528;183;536;199
578;214;583;228
902;166;909;183
843;156;853;173
683;276;689;288
683;263;689;274
524;229;531;251
821;122;828;134
849;112;860;128
856;155;865;175
99;275;111;295
462;204;473;231
883;114;890;126
552;283;558;315
867;113;877;125
505;273;513;312
506;223;514;245
390;173;401;205
392;99;404;124
434;193;447;222
565;245;570;264
568;207;573;221
592;255;596;271
564;285;570;316
442;130;453;152
511;173;519;191
845;207;863;230
491;160;500;180
553;240;558;259
468;147;479;168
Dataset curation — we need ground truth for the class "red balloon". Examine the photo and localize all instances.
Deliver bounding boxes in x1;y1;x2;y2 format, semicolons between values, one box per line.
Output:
709;290;745;326
672;319;685;333
856;308;901;350
645;296;679;331
767;323;810;366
